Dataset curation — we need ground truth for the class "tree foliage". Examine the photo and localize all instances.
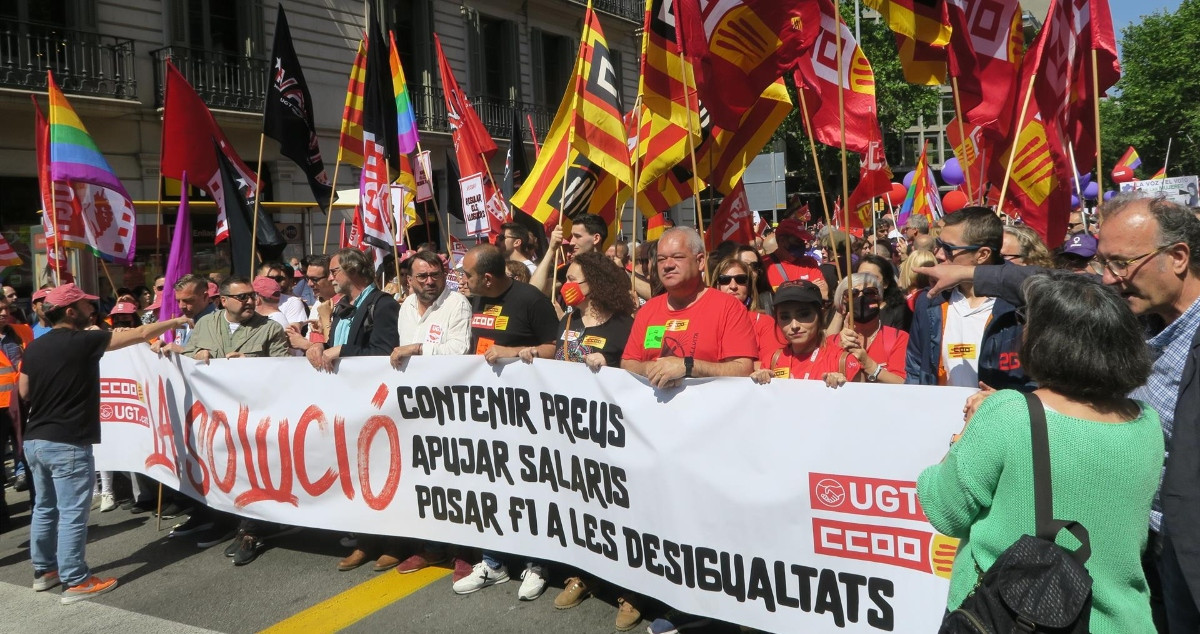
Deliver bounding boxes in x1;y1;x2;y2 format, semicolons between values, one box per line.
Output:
774;2;940;218
1102;0;1200;182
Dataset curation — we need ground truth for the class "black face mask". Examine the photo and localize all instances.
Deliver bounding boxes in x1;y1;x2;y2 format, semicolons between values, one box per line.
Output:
853;295;881;322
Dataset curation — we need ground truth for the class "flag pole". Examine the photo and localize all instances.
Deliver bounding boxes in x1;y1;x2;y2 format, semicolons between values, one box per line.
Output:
624;96;645;296
1163;137;1173;176
526;114;541;157
415;144;449;255
997;75;1037;214
835;16;853;329
1091;49;1103;192
1067;141;1085;215
677;49;706;244
321;158;342;254
950;76;976;203
383;158;403;290
796;88;840;281
249;132;267;271
44;79;62;287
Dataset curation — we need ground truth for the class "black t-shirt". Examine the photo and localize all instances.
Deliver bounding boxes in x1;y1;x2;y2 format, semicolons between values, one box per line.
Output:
554;311;633;367
470;280;559;354
23;328;112;444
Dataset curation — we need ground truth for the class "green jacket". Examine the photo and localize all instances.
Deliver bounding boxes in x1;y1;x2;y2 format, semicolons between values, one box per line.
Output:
183;311;288;359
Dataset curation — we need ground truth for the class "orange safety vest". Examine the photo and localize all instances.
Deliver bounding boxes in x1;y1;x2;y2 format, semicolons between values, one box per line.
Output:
10;323;32;347
0;350;17;408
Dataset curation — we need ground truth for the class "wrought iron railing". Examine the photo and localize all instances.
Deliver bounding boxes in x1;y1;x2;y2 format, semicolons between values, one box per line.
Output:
0;18;136;99
565;0;644;23
409;83;555;142
151;45;269;112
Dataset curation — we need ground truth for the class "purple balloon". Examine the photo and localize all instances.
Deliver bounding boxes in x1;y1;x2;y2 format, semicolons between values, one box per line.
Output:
941;157;964;186
1083;181;1100;199
1104;189;1117;201
1077;172;1092;186
1071;194;1080;208
902;170;916;188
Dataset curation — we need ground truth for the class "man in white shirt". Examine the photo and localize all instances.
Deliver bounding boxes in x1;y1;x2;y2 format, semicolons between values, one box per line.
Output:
258;261;308;325
391;251;471;365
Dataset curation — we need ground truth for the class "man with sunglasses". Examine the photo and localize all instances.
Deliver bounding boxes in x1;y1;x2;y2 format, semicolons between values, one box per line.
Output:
905;207;1028;390
258;262;308;325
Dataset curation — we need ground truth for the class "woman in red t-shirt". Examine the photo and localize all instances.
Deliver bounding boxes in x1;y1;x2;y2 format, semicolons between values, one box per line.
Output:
710;256;777;360
824;272;909;386
750;281;837;383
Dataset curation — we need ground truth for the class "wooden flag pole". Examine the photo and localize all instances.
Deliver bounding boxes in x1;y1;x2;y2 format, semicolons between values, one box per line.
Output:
835;17;853;329
414;144;449;255
553;105;577;288
950;76;976;203
677;49;707;244
249;132;267;272
997;75;1037;214
626;96;645;295
1067;140;1085;213
321;158;343;254
44;86;62;287
797;88;841;281
382;157;403;290
1091;49;1103;193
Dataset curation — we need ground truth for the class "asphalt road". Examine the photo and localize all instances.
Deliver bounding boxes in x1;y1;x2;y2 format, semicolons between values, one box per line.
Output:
0;482;745;633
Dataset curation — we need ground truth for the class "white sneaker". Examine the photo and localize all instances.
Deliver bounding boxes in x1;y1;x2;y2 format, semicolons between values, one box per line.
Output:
518;563;548;601
99;493;116;513
452;561;509;595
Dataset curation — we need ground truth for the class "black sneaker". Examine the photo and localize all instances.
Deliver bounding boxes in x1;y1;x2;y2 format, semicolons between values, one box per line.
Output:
196;526;237;549
129;500;155;515
169;515;213;538
232;535;263;566
158;502;193;520
222;530;247;557
13;473;28;492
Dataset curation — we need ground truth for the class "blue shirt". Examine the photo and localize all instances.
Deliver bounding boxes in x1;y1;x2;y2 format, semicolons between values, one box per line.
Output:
1131;294;1200;533
32;324;51;339
332;285;375;347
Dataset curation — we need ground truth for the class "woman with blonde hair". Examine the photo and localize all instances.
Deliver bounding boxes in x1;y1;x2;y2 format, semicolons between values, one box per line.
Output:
1001;225;1054;267
710;255;776;360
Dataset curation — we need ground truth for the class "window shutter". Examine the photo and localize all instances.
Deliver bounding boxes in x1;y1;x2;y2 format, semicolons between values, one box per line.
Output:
239;0;265;57
530;28;545;107
168;0;188;46
502;20;520;102
465;7;483;97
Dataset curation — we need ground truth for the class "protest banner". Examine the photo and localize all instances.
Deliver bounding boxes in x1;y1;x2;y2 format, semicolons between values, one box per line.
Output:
459;173;489;237
1119;175;1200;207
97;348;971;632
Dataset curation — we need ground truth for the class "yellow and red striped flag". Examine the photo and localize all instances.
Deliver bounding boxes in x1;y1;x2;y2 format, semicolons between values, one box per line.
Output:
569;5;631;188
338;38;367;168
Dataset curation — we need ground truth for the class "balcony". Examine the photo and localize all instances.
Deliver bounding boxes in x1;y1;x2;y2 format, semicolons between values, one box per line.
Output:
151;45;269;113
408;83;555;145
0;19;136;99
565;0;645;24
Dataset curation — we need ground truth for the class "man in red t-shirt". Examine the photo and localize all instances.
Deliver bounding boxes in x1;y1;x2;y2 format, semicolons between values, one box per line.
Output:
761;218;825;292
623;227;757;388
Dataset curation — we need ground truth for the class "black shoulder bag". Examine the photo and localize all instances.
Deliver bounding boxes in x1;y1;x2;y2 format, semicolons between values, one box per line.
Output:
940;392;1093;633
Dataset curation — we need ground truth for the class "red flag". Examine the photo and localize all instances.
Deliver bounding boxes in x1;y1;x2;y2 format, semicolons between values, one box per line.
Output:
946;116;987;202
793;0;880;155
161;61;258;244
847;139;893;227
944;0;1024;132
339;219;348;249
675;0;820;130
349;205;364;249
32;96;82;275
1066;0;1120;175
704;182;756;250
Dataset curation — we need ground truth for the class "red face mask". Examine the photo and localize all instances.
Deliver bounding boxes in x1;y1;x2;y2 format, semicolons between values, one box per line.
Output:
560;281;586;307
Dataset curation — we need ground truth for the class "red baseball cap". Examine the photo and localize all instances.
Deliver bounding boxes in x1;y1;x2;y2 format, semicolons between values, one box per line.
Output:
32;288;51;302
110;301;138;315
252;276;281;299
45;283;98;308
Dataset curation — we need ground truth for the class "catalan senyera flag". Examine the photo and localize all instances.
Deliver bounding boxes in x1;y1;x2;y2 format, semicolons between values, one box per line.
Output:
794;0;880;155
638;164;698;219
638;0;701;138
338;38;367;168
388;31;419;155
627;104;690;205
645;211;668;241
699;79;792;196
570;6;632;188
47;71;138;264
675;0;820;130
945;0;1024;132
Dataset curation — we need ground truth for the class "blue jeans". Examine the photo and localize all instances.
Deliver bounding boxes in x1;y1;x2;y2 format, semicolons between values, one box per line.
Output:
24;439;95;587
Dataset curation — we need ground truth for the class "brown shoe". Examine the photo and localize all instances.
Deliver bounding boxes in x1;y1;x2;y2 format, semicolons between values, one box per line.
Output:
615;596;642;631
373;553;401;572
337;548;369;571
553;576;589;609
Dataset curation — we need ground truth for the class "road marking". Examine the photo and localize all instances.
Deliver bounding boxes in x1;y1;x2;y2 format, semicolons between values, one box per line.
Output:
260;566;450;633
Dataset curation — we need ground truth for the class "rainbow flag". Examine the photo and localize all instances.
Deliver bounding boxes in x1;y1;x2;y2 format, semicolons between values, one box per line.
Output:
388;31;419;155
47;72;130;197
1149;166;1167;180
897;142;942;226
1115;146;1142;170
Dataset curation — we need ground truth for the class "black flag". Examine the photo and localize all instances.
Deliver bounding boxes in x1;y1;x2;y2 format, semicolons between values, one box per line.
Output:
216;139;286;277
445;150;464;221
363;4;398;165
502;110;546;254
263;5;333;208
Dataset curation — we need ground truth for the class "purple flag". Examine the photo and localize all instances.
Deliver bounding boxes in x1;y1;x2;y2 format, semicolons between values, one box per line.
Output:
158;172;193;342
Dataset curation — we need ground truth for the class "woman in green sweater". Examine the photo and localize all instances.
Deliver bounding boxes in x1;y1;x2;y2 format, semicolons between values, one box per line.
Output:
918;271;1163;633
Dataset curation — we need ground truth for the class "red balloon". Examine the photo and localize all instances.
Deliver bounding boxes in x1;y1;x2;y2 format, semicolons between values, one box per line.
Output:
942;190;969;213
884;182;907;206
1111;166;1134;183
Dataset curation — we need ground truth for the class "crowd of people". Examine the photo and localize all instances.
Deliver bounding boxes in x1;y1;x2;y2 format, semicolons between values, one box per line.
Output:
3;193;1200;633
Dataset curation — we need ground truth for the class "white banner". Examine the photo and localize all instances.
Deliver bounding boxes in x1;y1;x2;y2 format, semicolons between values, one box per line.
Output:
1120;175;1200;207
415;150;433;203
97;348;970;633
459;173;488;237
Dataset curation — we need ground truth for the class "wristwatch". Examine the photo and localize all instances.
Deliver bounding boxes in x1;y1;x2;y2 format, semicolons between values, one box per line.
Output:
866;364;885;382
683;356;694;378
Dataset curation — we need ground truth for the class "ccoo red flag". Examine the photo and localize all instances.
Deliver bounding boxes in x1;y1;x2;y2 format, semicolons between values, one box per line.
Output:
704;181;756;251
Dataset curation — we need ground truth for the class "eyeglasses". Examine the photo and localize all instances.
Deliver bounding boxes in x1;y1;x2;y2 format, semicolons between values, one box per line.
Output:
843;287;881;300
935;238;984;258
222;292;255;303
1096;244;1173;279
305;275;326;283
411;272;443;281
717;274;749;285
329;267;341;276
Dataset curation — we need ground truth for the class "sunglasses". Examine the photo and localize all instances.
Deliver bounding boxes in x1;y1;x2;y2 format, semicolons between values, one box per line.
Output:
305;275;326;284
935;238;984;258
268;275;288;283
222;292;255;303
717;274;749;285
843;288;882;300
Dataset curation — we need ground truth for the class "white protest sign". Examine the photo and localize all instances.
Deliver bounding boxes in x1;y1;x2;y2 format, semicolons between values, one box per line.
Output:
97;349;971;633
459;173;488;237
415;150;433;203
1120;175;1200;207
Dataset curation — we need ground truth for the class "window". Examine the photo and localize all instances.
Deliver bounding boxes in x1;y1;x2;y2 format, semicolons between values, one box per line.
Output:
465;10;519;102
531;29;574;108
170;0;264;56
382;0;432;86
